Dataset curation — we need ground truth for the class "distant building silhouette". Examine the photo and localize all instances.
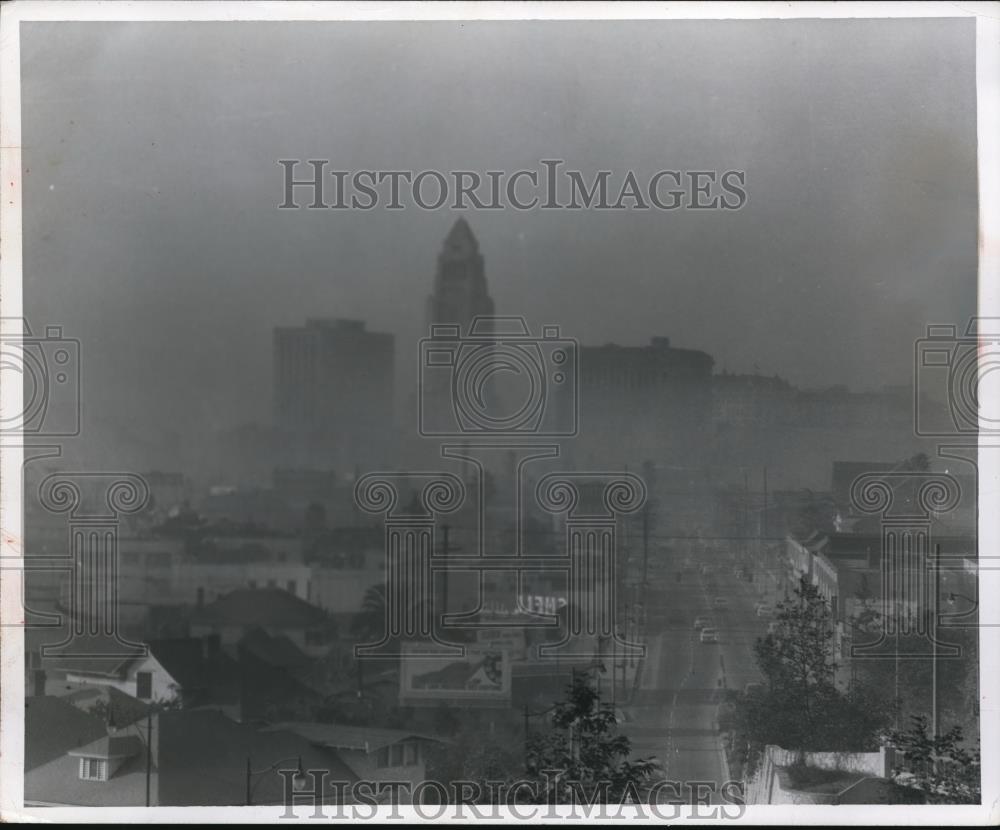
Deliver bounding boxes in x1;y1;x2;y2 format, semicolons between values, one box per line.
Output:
426;218;495;335
572;336;715;470
274;318;394;471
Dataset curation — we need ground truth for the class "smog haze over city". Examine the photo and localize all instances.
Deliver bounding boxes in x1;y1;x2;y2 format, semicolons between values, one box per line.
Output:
21;19;977;475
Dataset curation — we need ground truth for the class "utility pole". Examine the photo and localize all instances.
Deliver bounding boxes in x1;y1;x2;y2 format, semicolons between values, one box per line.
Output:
611;634;617;709
641;504;650;586
523;704;530;759
437;523;458;639
245;756;252;807
145;708;153;807
932;544;940;749
743;469;750;564
762;467;768;539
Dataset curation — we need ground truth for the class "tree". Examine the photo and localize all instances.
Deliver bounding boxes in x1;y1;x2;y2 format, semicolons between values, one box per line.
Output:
889;714;980;804
424;725;524;804
350;583;388;644
721;578;894;775
901;452;930;472
523;672;660;804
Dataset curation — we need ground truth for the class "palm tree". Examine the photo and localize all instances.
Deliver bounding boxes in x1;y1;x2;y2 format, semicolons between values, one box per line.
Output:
350;582;388;644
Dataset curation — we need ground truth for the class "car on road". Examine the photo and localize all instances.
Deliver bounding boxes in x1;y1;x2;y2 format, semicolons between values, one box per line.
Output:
713;596;729;608
693;615;715;630
699;627;719;644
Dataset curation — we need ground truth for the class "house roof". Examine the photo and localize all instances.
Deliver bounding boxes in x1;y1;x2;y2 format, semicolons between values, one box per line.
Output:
25;746;149;807
26;709;358;807
68;734;144;760
835;777;926;804
192;587;328;629
63;685;152;728
24;696;108;772
157;710;357;806
40;634;146;678
238;627;310;670
42;636;213;694
145;638;210;690
267;721;447;753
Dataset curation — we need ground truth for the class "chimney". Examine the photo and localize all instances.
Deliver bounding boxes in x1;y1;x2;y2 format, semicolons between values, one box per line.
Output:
32;669;46;697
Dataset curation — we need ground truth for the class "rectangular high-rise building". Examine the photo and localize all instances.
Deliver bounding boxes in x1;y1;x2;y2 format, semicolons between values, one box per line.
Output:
274;318;394;472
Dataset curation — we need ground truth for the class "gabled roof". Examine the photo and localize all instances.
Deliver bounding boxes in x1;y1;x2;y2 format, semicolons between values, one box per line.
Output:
63;685;152;728
68;734;143;760
26;709;359;807
42;636;208;692
157;710;357;806
25;746;148;807
267;721;447;753
24;696;108;772
146;638;209;690
193;587;328;629
40;634;146;678
238;627;310;670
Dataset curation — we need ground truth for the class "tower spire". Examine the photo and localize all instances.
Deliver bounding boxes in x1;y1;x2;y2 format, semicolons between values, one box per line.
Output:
427;219;494;335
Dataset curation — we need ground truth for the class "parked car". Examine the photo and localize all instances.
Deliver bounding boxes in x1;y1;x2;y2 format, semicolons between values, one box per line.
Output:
699;627;719;644
693;615;715;630
713;596;729;608
756;604;774;618
767;621;780;634
744;681;764;695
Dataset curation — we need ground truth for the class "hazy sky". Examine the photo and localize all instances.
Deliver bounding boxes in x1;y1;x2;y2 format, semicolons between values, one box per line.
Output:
21;19;978;459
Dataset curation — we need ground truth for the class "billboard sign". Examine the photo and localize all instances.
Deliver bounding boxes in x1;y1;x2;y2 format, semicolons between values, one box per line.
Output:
399;643;511;706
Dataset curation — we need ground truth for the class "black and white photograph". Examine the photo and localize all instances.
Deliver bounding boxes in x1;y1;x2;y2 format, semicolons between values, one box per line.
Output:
0;1;997;823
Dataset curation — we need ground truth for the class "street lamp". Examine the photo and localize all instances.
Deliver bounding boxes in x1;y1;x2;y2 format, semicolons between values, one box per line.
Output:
245;755;306;806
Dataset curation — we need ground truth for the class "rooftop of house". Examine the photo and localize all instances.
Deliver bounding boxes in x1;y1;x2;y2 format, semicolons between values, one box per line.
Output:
775;764;925;804
61;685;152;728
68;734;144;761
26;739;149;807
266;721;448;754
39;634;147;679
41;635;221;691
237;627;310;671
157;710;358;806
25;708;359;807
193;587;328;629
24;696;108;772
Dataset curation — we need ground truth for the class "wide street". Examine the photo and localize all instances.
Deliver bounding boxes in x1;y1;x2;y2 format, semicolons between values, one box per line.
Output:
618;559;774;804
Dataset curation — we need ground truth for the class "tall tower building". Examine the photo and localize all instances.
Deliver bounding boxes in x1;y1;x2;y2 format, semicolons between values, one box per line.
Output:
426;218;495;333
